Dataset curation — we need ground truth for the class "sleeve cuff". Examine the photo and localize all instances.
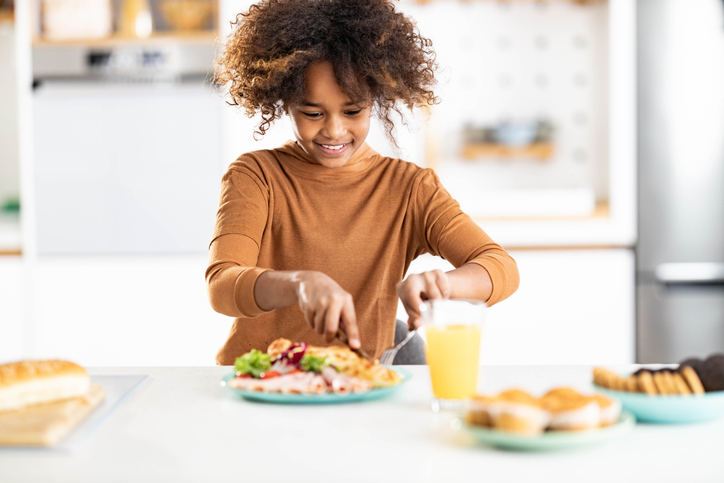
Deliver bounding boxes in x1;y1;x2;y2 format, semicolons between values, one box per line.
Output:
468;258;519;307
234;267;273;318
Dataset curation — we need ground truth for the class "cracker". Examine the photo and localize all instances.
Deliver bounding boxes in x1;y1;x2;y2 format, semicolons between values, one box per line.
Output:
637;370;657;395
679;365;705;394
593;367;617;390
661;371;679;394
672;372;691;395
653;372;670;394
625;375;639;393
611;374;624;391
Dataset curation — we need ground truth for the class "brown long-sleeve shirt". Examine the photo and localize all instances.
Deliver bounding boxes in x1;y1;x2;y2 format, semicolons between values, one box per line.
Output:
206;141;519;365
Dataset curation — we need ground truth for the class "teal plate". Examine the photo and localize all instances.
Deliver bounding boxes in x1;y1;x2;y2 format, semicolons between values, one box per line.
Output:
594;384;724;424
463;411;635;451
221;367;411;404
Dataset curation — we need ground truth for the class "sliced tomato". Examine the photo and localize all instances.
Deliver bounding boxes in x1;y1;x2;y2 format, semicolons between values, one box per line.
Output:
235;373;253;379
259;370;282;379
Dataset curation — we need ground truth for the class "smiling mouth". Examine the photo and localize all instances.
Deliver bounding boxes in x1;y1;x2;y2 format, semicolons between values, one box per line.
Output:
317;142;349;152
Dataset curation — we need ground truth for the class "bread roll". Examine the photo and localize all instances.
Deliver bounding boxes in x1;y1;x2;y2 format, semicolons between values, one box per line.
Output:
0;360;90;412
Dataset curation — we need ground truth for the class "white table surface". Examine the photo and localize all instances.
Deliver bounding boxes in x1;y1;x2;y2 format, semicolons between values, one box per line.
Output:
1;365;723;483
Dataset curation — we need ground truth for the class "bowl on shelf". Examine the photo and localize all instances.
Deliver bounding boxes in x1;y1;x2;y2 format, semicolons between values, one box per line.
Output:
160;0;213;31
493;122;538;146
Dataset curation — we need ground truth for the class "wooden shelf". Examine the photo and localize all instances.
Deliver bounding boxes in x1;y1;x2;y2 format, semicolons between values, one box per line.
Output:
412;0;603;4
0;9;13;24
32;30;218;48
472;201;609;222
461;142;554;160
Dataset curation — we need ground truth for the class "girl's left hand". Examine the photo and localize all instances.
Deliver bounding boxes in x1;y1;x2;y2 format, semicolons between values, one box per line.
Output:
395;269;452;329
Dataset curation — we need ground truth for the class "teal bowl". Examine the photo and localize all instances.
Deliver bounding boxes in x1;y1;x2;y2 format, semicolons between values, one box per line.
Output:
593;384;724;424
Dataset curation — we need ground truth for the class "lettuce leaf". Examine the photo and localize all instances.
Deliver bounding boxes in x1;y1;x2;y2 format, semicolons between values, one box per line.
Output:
234;349;271;378
299;353;330;373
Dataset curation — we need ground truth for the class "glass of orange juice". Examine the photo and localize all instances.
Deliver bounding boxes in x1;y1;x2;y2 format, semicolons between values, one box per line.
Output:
420;299;486;412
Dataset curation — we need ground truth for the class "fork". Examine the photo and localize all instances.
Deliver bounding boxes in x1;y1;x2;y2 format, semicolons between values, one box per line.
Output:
379;325;418;366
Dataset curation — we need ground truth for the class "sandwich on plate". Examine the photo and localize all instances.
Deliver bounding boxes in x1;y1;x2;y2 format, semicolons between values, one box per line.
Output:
228;338;402;395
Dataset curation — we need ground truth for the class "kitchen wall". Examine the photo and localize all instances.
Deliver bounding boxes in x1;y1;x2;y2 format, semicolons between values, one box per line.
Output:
403;0;609;216
0;0;637;366
0;19;19;210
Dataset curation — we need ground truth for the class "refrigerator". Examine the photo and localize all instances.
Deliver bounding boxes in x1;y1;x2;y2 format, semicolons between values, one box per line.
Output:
637;0;724;363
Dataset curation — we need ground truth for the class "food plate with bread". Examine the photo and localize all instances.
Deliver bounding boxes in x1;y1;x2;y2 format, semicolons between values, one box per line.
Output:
463;411;635;451
463;387;635;451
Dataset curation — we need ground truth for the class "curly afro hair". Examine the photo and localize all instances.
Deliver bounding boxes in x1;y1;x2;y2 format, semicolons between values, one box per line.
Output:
214;0;438;141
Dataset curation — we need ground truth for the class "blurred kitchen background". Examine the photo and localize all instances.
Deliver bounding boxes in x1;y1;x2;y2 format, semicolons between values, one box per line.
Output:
0;0;721;366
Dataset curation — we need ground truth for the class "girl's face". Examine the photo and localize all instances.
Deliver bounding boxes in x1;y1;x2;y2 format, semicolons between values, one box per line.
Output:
289;61;371;168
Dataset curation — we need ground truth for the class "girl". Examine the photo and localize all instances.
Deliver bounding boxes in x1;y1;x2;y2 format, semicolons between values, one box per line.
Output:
207;0;519;365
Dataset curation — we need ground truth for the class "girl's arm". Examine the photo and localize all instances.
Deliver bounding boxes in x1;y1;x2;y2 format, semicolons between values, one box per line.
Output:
396;263;492;328
253;270;362;349
207;234;361;349
396;169;520;327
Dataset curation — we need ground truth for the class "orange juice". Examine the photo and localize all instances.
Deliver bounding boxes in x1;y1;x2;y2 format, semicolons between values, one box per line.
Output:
425;324;482;399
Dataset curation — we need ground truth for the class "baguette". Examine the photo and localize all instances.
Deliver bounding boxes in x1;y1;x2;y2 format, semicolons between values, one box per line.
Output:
0;360;90;412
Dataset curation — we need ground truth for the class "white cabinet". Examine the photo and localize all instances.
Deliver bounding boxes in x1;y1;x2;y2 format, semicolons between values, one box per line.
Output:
32;82;224;255
0;256;23;362
482;249;635;365
401;249;635;365
26;249;634;366
29;256;232;366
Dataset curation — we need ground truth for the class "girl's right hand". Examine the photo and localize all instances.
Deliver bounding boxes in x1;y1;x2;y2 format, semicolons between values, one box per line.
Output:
295;272;361;349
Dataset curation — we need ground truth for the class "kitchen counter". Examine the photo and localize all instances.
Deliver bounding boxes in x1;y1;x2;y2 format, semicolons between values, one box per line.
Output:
0;217;20;253
1;365;723;483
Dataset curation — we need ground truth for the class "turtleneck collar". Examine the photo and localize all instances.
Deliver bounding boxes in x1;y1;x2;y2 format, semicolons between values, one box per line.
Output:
276;140;378;175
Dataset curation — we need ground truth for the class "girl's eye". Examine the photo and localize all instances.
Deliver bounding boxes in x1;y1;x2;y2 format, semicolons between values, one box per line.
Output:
302;112;322;119
345;109;362;116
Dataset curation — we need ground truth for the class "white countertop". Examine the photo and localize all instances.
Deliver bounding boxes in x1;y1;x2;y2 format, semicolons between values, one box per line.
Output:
0;217;20;252
1;365;722;483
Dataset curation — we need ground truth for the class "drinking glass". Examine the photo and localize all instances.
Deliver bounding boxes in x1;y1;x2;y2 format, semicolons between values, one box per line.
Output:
420;299;486;412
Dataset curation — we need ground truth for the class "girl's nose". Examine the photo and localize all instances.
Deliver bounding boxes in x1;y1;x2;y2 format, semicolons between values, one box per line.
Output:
324;115;346;139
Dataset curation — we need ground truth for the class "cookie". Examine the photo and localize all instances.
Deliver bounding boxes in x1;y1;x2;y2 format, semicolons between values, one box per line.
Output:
679;357;703;374
609;373;623;391
593;367;619;390
637;370;658;395
662;370;679;394
696;355;724;392
624;375;639;392
653;371;671;394
679;365;705;394
671;371;691;395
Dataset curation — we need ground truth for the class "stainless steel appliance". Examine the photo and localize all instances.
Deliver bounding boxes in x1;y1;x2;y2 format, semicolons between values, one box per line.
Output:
637;0;724;362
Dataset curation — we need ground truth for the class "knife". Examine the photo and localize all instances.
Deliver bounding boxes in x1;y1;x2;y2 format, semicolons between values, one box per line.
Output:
335;329;375;362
